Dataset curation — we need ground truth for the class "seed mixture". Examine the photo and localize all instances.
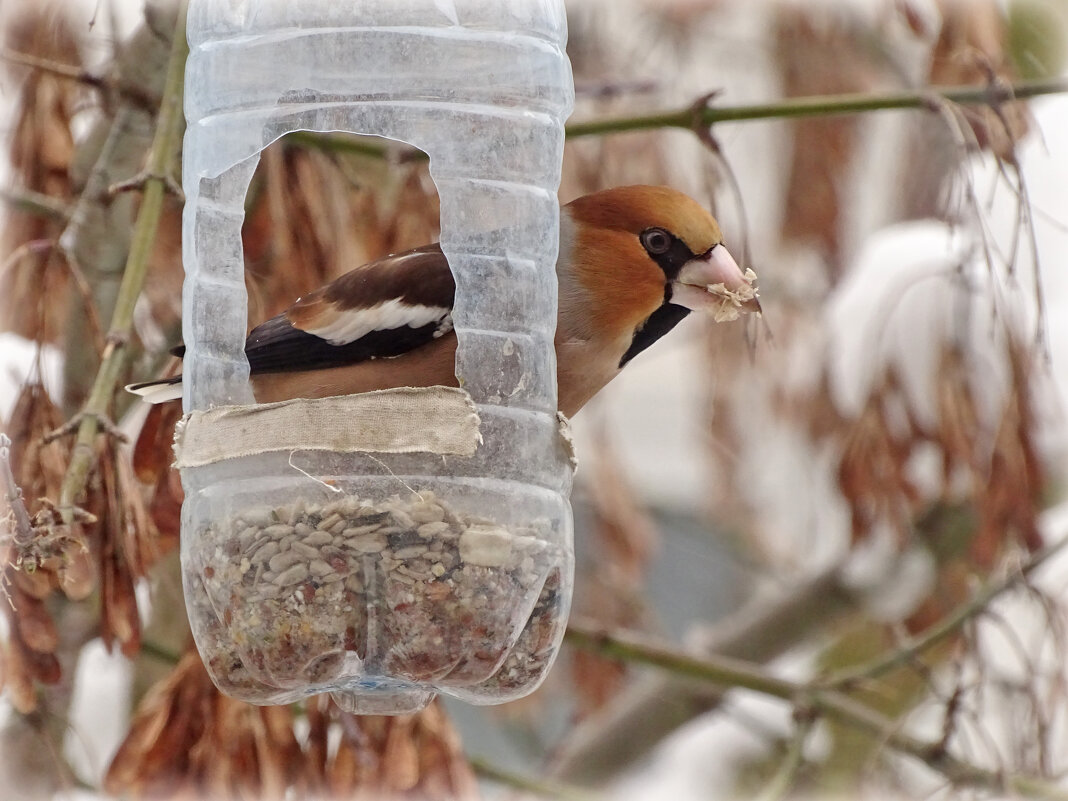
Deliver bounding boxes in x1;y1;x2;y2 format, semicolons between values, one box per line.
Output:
187;490;565;704
706;267;760;322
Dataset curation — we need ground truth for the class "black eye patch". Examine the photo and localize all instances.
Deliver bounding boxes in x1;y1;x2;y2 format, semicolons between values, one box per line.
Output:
640;229;698;280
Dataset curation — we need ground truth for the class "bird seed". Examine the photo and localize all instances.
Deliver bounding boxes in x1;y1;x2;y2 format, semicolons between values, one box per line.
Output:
187;490;566;703
705;267;760;322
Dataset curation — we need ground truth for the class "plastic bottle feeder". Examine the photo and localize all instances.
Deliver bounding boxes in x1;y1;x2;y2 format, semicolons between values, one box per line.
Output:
178;0;575;714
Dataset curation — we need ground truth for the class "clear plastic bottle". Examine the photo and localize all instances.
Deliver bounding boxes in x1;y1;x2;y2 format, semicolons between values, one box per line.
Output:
180;0;574;713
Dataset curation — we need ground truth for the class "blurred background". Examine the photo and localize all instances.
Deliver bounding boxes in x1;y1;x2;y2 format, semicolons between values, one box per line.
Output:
1;0;1068;799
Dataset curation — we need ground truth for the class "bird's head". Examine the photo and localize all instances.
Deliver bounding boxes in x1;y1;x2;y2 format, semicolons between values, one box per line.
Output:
559;185;758;352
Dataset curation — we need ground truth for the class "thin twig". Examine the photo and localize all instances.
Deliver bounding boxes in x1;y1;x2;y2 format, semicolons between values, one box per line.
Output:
550;567;862;785
108;171;184;200
822;532;1068;689
565;619;1068;801
0;239;52;277
138;639;182;665
287;77;1068;163
0;47;157;111
55;248;107;355
564;77;1068;138
469;757;602;801
753;709;816;801
0;187;71;222
56;0;189;517
0;240;106;354
0;435;34;549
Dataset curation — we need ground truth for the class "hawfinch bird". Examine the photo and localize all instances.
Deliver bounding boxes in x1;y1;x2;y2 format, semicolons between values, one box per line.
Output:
129;185;758;416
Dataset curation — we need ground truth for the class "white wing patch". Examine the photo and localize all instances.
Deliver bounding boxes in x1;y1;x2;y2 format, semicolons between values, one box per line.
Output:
306;300;450;346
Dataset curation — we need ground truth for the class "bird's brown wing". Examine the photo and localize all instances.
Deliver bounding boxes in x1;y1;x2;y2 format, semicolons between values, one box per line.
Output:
245;244;456;375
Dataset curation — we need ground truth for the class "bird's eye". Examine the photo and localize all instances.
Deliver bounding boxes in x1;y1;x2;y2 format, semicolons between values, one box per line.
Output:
640;227;673;256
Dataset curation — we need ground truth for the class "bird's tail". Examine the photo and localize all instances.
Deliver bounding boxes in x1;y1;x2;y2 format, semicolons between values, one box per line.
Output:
125;376;183;404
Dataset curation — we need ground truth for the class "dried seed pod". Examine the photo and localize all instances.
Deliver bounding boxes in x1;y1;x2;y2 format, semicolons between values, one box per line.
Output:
56;546;95;600
13;593;58;653
2;637;41;714
10;564;53;599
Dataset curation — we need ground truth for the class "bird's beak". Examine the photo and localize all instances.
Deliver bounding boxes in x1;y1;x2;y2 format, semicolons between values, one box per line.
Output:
670;244;761;322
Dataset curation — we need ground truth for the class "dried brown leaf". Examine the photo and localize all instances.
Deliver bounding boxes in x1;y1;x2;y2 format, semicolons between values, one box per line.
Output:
566;428;660;716
10;562;54;599
1;11;82;342
140;201;186;347
106;650;205;796
89;442;151;656
6;383;68;503
116;446;160;576
132;392;182;484
895;0;938;38
1;635;39;714
773;6;883;276
928;0;1030;155
571;648;628;718
141;464;183;556
382;716;420;792
973;383;1043;566
327;738;361;796
56;543;94;600
110;651;484;801
12;592;57;653
301;696;329;788
21;635;60;685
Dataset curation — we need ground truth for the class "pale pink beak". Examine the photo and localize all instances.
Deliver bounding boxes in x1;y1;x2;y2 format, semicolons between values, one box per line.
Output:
669;244;760;317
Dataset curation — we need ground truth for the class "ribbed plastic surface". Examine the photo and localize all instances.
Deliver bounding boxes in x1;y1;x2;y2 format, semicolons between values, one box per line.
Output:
180;0;575;713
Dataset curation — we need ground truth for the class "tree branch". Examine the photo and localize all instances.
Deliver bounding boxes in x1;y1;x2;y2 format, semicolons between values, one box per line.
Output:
57;6;179;414
288;77;1068;160
56;0;188;517
0;435;33;550
823;532;1068;689
469;757;601;801
564;76;1068;138
551;567;861;785
753;710;815;801
0;187;71;222
566;620;1068;801
0;47;158;110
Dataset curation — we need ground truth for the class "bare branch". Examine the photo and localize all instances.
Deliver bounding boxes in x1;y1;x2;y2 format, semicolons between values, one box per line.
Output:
566;620;1068;801
552;568;862;784
0;435;33;550
289;77;1068;166
0;188;71;222
753;710;816;801
57;0;189;517
823;532;1068;689
564;76;1068;139
469;757;601;801
0;47;157;111
108;171;183;200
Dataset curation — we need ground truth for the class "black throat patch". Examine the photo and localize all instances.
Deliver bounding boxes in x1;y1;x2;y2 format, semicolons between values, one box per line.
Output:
619;232;699;368
619;300;691;368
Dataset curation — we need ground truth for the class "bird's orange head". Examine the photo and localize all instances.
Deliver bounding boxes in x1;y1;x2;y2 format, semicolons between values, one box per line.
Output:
559;185;755;345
